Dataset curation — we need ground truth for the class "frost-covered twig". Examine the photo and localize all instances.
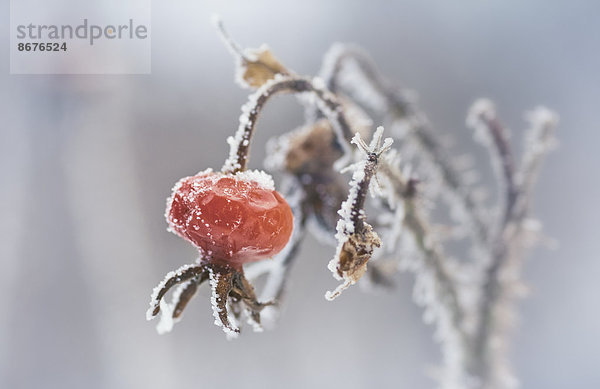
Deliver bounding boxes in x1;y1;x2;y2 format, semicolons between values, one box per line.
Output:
319;44;395;111
319;44;491;250
326;127;392;300
146;263;206;320
513;108;558;221
467;99;517;222
469;107;558;385
221;75;355;174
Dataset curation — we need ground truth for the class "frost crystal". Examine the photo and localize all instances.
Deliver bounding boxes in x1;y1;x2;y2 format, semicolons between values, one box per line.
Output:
234;169;275;191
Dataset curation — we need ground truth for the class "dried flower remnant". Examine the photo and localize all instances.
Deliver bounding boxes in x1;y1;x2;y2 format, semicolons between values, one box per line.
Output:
326;127;393;300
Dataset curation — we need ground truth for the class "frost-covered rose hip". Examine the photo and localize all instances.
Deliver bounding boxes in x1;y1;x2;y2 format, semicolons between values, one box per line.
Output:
166;169;293;268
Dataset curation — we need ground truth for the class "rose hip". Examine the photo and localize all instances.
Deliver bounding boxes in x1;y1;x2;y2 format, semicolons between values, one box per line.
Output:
166;171;293;268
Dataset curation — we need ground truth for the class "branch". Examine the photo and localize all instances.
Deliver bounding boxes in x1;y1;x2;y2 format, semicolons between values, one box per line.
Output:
318;44;490;248
470;106;558;382
221;75;355;174
467;99;518;222
513;107;558;221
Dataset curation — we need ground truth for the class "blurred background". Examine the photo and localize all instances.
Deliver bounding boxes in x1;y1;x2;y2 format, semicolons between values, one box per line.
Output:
1;1;599;388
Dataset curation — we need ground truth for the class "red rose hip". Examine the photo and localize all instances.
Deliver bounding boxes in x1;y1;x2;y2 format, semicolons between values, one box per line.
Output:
166;170;293;268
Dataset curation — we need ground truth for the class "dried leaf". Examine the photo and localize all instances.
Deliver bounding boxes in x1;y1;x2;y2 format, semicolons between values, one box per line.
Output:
284;119;342;174
238;45;289;88
326;223;381;300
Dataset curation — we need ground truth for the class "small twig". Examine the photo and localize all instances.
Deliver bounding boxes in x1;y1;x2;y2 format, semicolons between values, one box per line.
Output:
513;107;558;221
467;99;518;223
470;106;558;382
320;44;397;109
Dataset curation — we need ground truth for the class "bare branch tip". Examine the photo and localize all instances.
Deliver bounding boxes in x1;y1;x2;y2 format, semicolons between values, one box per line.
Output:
212;15;244;58
467;98;496;129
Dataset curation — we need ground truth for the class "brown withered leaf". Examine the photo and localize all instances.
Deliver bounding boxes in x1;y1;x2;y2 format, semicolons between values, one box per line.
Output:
283;96;371;175
284;119;342;174
326;223;381;300
238;45;290;88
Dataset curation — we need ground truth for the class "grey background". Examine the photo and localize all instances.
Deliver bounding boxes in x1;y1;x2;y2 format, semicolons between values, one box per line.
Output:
1;1;599;388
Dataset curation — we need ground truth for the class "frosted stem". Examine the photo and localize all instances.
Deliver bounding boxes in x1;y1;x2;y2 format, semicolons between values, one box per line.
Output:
467;99;517;223
222;76;355;174
470;107;558;384
513;107;558;221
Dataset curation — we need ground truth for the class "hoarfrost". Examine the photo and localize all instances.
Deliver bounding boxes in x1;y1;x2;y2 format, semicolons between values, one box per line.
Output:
234;169;275;191
146;263;200;322
208;267;240;338
156;299;175;334
222;74;288;173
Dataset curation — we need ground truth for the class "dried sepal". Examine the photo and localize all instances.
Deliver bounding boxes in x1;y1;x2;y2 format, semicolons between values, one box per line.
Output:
172;278;201;319
326;127;393;300
147;258;272;337
208;266;238;337
207;263;273;338
146;263;207;320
